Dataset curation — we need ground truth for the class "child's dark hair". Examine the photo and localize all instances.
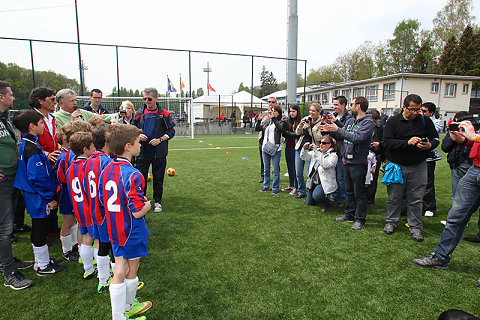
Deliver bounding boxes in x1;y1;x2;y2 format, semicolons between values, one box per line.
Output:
12;109;43;133
92;123;110;150
106;123;141;156
69;132;93;156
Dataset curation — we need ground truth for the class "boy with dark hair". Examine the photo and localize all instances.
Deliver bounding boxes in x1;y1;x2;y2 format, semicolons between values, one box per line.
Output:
84;124;114;293
66;131;97;279
12;110;66;275
99;123;152;320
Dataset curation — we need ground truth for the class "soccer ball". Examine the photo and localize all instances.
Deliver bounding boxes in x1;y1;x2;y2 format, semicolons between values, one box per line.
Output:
167;167;175;176
147;172;152;182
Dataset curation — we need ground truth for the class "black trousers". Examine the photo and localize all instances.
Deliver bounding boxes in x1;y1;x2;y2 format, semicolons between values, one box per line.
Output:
137;157;166;204
422;161;436;213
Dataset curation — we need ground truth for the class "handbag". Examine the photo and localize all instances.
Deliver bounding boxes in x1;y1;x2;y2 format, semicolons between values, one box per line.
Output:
263;140;278;156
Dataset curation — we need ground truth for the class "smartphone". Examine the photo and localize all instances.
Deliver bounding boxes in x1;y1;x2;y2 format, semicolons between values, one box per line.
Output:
421;137;428;142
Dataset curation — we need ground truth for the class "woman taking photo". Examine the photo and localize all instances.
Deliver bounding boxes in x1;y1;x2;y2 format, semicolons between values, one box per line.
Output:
282;104;301;194
300;135;338;212
257;104;284;195
294;101;324;199
118;100;135;125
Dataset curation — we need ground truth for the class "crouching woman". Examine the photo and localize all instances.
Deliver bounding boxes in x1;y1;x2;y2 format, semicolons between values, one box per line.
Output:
301;136;338;211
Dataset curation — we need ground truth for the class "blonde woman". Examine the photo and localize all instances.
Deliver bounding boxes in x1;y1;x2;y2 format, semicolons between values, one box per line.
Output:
119;100;135;125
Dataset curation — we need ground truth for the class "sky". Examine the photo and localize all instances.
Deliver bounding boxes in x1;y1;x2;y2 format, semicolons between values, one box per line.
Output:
0;0;478;97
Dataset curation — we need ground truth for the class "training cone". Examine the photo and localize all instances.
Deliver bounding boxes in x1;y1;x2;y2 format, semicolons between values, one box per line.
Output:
226;151;231;154
242;156;248;160
208;144;213;146
216;147;221;149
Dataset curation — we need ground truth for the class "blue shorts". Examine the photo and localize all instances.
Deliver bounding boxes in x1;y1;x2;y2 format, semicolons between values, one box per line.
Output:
92;223;110;243
59;202;74;215
79;225;94;236
112;240;148;259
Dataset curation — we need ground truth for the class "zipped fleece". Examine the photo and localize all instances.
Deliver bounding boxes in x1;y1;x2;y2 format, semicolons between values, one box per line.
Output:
333;114;374;164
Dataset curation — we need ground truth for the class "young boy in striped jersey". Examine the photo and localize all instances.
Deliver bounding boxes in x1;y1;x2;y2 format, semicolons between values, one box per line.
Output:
99;123;151;320
66;131;97;280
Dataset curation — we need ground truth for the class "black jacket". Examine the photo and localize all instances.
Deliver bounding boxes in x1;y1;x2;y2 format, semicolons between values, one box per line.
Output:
441;115;475;169
256;116;284;145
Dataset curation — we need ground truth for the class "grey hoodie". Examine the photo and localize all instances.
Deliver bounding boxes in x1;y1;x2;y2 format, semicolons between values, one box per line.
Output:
333;114;374;165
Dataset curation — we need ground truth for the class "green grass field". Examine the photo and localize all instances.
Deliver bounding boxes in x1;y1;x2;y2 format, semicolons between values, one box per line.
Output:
4;134;480;319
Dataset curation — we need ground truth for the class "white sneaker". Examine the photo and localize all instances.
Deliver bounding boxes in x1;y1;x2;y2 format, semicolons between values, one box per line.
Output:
424;211;434;217
154;203;162;212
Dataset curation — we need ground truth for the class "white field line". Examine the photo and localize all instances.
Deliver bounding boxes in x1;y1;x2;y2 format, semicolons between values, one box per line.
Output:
170;146;257;151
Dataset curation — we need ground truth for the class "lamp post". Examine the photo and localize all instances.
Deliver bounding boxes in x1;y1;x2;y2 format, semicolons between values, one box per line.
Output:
203;62;212;96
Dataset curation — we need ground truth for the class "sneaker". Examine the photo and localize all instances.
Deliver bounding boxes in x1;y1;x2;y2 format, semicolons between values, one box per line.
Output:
4;270;34;290
10;234;17;244
154;203;162;213
34;258;63;271
424;211;434;217
83;268;98;280
477;276;480;287
352;221;365;230
289;189;298;195
126;316;146;320
63;250;79;262
36;262;67;276
125;299;152;317
383;223;395;235
412;252;448;270
411;229;424;242
259;188;271;192
271;192;278;195
13;224;32;233
335;215;354;223
97;277;112;293
281;187;294;192
258;178;263;183
137;281;144;290
463;236;480;243
294;193;306;199
13;257;34;270
72;243;79;253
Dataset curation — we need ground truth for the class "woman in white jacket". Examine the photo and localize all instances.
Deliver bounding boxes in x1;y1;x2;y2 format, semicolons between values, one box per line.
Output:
300;135;338;211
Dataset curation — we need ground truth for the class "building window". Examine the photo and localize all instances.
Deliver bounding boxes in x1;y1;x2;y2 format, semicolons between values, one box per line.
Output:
431;82;439;93
445;83;457;97
463;84;469;94
353;87;364;98
314;94;320;102
383;83;395;100
308;95;313;102
366;85;378;102
321;92;329;104
341;89;351;103
333;90;339;101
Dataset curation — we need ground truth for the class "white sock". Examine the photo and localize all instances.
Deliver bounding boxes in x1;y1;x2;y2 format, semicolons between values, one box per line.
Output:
111;262;115;273
60;234;72;254
110;282;126;320
97;255;111;285
32;244;50;270
79;244;95;274
125;277;139;312
94;247;99;261
70;223;78;246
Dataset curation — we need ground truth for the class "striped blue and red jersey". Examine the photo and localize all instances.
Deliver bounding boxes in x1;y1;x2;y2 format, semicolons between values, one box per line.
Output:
84;151;112;225
98;157;149;246
55;148;76;212
66;156;92;228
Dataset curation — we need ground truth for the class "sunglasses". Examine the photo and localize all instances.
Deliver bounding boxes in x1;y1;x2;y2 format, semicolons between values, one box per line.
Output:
350;103;356;106
268;101;275;104
143;97;153;101
319;141;331;145
421;109;429;113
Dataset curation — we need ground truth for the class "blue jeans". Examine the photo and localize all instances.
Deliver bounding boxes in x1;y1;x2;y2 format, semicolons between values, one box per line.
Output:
434;165;480;262
262;151;281;193
450;161;471;200
284;147;297;188
344;164;368;223
295;149;308;196
333;160;346;204
306;183;330;208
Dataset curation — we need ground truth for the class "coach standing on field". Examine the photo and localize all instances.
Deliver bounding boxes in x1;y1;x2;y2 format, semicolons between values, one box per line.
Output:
133;87;175;213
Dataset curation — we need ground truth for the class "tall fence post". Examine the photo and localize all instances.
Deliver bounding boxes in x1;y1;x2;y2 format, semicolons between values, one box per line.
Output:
250;55;254;115
75;0;84;95
116;45;120;97
29;40;35;89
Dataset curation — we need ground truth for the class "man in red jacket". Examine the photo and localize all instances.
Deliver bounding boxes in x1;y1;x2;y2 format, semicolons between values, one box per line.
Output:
413;121;480;285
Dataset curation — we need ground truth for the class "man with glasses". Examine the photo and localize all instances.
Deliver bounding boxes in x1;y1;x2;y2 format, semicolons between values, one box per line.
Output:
382;94;439;242
133;87;175;213
82;89;109;115
421;102;442;217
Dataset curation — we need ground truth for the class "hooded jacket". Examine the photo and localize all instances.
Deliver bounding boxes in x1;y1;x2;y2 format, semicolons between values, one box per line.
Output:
333;114;374;165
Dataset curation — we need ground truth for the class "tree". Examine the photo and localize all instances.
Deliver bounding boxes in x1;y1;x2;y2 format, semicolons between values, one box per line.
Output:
196;87;204;97
237;82;249;93
411;33;437;74
307;65;339;84
439;35;458;74
259;65;278;97
432;0;476;55
454;25;479;75
387;19;421;73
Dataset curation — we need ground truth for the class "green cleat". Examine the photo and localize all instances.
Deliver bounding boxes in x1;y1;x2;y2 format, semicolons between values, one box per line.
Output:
137;281;144;290
83;268;97;280
125;299;152;317
97;277;112;293
126;316;145;320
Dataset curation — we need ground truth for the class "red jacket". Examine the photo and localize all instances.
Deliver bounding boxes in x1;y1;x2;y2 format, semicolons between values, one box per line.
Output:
37;117;58;153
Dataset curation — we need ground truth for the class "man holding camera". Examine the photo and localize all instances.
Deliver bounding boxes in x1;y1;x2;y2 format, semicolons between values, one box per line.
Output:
382;94;439;242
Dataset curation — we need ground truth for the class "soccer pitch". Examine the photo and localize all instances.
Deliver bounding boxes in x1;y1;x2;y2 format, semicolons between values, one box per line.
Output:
4;134;480;319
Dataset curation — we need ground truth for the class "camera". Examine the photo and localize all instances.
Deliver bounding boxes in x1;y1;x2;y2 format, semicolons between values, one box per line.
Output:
119;109;127;117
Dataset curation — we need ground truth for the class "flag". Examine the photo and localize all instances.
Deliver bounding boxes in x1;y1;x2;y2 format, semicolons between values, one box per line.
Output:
180;77;185;91
168;76;177;93
207;82;216;92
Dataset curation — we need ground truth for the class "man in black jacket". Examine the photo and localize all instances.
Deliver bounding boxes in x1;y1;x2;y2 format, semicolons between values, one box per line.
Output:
382;94;439;242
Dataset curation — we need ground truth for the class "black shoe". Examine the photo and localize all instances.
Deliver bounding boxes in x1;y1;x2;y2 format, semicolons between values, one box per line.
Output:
335;215;354;223
3;270;34;290
294;193;306;199
411;229;424;242
36;262;67;276
352;221;365;230
10;234;17;244
63;251;79;262
412;252;448;270
463;237;480;243
13;257;34;270
72;243;79;254
13;224;32;233
383;223;395;235
477;276;480;287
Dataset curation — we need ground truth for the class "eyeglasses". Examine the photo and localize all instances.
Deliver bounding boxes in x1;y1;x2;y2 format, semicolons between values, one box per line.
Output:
143;97;153;101
407;107;421;113
350;103;357;106
319;141;331;145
